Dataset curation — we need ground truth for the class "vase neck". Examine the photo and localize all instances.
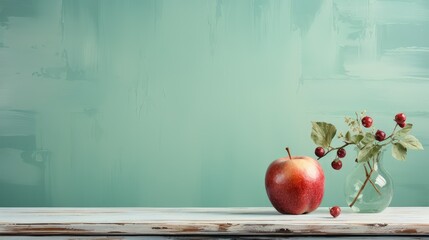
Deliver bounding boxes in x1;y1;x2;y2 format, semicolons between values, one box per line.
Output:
356;150;385;167
360;151;385;170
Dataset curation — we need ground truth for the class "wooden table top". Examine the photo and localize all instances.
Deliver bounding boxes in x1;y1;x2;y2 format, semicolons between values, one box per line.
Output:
0;207;428;236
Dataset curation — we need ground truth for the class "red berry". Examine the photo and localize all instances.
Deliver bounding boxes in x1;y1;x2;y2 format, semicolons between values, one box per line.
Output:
330;206;341;218
337;148;346;158
331;159;342;170
398;122;406;128
361;116;373;128
315;147;325;158
375;130;386;141
395;113;406;124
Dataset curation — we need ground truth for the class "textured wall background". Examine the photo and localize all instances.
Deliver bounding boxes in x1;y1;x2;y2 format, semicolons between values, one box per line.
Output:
0;0;428;207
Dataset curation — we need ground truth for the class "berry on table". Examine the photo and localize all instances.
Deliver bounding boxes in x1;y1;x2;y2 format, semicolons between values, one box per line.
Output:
337;148;346;158
375;130;386;141
330;206;341;218
398;122;406;128
395;113;406;124
315;147;325;158
361;116;373;128
331;159;342;170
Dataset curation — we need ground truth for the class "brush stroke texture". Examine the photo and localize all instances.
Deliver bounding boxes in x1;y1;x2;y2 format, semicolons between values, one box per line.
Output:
0;0;428;207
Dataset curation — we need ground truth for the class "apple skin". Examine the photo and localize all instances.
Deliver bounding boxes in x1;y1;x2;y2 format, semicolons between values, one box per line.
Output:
265;155;325;215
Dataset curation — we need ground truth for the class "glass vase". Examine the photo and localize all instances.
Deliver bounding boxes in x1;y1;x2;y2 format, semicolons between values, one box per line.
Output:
344;151;393;213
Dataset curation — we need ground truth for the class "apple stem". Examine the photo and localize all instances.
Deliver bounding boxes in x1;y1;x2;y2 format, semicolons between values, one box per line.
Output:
285;147;292;159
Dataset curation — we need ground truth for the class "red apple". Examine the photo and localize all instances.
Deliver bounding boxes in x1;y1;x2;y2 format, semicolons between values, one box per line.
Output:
265;147;325;214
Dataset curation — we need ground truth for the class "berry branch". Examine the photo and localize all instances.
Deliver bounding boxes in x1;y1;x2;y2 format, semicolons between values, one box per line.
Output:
311;111;424;210
316;142;351;160
313;112;420;169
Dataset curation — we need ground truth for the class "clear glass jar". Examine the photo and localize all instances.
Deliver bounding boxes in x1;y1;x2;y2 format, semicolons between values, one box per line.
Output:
344;151;393;213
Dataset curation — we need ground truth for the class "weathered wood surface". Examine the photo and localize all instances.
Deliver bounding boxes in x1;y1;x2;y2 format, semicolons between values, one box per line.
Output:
0;207;428;236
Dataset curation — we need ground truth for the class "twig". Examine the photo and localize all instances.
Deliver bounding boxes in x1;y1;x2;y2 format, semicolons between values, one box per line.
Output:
367;161;373;171
364;164;381;195
318;142;351;160
349;168;374;207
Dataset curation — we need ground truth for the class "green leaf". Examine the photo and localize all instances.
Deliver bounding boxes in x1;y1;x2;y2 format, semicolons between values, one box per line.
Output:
345;131;351;142
399;135;424;150
392;143;407;160
311;122;337;148
360;132;375;146
395;123;413;138
350;134;364;144
357;144;382;162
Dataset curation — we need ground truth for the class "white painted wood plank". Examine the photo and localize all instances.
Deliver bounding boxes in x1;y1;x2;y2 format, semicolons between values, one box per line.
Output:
0;207;427;236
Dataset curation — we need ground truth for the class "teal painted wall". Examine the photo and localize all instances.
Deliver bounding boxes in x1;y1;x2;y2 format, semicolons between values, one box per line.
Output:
0;0;428;207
